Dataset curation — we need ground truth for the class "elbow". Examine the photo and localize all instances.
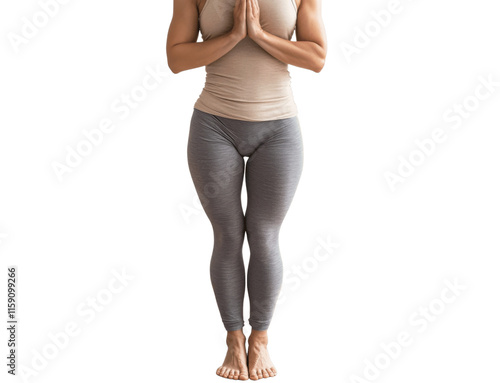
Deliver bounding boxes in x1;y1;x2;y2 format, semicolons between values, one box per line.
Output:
166;48;181;74
167;57;181;74
311;46;327;73
312;57;325;73
312;52;326;73
169;63;181;74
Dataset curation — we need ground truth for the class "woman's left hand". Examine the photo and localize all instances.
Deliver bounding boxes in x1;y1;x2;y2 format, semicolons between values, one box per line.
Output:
246;0;263;40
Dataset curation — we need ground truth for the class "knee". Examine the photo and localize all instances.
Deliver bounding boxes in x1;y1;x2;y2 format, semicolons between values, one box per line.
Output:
245;220;280;251
214;225;245;249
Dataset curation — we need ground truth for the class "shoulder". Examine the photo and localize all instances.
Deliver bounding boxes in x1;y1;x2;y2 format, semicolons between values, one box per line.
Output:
297;0;323;11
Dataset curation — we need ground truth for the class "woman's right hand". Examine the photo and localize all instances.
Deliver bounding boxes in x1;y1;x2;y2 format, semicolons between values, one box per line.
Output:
231;0;247;41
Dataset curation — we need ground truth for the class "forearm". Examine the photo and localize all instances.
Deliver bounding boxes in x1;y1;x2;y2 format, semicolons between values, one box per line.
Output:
168;31;242;74
253;29;326;73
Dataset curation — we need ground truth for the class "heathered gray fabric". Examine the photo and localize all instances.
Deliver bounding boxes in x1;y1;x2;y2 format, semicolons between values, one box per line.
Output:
187;107;304;331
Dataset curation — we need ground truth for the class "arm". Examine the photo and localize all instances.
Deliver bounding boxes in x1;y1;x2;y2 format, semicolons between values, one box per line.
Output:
166;0;247;74
247;0;327;73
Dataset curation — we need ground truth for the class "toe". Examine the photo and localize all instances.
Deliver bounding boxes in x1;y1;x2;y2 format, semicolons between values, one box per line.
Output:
249;370;258;380
228;370;234;379
266;368;274;377
233;370;240;380
222;368;229;378
239;368;249;380
257;369;264;379
270;367;277;375
262;369;270;378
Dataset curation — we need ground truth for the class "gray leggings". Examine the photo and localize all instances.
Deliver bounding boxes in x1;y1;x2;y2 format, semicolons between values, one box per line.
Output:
187;108;304;331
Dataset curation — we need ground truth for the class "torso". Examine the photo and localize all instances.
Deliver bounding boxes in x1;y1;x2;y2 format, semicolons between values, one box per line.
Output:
193;0;299;121
197;0;301;15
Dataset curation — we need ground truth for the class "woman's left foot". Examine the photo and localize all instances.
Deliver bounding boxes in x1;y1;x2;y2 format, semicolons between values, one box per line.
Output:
247;332;277;380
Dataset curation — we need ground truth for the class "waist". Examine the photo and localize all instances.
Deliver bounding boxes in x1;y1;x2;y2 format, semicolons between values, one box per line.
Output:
194;64;297;121
194;86;298;122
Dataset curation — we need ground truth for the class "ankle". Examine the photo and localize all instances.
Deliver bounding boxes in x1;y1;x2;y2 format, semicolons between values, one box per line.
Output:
249;330;268;344
226;329;246;344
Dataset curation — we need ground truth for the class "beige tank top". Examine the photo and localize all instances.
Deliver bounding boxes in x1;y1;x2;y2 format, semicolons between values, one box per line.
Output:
193;0;299;121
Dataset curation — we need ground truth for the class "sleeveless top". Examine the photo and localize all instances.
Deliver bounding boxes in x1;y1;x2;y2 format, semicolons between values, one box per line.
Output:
193;0;299;121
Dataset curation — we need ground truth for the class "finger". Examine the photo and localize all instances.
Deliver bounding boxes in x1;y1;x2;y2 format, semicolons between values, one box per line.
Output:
247;0;252;16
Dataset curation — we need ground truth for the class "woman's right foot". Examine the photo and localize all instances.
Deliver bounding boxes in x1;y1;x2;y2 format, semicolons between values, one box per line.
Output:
216;330;249;380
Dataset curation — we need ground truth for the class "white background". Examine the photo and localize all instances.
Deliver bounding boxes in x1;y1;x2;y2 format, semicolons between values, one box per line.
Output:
1;0;499;382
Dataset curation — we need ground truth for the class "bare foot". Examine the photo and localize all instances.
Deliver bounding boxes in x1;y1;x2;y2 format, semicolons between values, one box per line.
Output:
216;329;249;380
248;330;277;380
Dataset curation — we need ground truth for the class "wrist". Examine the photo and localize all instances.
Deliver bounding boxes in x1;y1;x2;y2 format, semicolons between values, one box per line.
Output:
250;27;265;42
229;29;246;43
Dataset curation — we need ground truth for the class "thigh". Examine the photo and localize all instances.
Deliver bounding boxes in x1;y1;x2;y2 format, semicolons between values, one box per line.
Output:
244;117;304;227
187;109;245;229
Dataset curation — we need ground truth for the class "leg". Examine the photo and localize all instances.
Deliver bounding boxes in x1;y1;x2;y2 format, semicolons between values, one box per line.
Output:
244;116;304;379
187;109;249;380
245;116;304;331
188;109;247;331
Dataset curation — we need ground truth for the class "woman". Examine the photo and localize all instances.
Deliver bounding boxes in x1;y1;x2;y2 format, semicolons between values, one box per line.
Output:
166;0;326;379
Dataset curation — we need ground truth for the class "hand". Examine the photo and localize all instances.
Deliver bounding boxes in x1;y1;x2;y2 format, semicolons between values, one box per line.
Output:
246;0;263;40
231;0;247;41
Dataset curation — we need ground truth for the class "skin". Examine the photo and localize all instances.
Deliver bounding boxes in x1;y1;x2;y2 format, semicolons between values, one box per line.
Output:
166;0;327;379
166;0;327;74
